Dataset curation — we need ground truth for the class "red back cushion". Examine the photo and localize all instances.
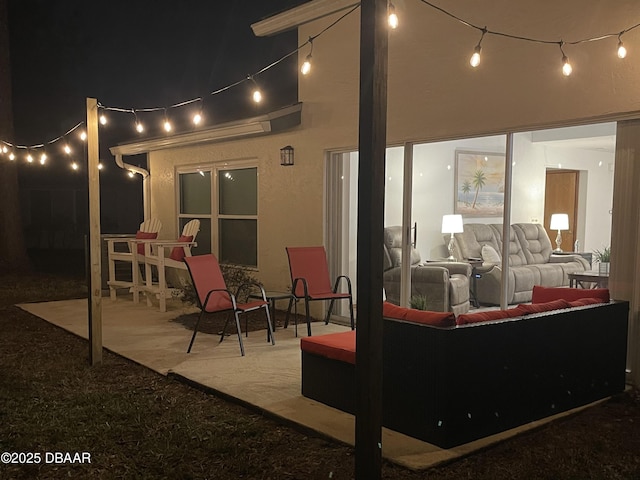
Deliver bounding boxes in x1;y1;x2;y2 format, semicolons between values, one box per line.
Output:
514;299;571;315
403;309;455;327
170;235;194;261
382;301;454;327
568;297;606;307
531;285;610;304
456;308;521;325
287;246;334;297
382;301;408;320
135;230;157;255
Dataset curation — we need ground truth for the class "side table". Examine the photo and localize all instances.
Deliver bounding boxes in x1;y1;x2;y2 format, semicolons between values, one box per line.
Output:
248;290;293;331
568;271;609;289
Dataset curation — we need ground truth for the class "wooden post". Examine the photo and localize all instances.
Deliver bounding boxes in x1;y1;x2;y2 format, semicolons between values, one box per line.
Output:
355;0;388;478
86;97;102;365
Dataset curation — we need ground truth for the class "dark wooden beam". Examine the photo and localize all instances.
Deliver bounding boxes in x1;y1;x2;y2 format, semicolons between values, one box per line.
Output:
355;0;388;478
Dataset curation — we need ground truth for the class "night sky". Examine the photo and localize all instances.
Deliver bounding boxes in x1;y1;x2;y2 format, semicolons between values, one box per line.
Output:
7;0;307;161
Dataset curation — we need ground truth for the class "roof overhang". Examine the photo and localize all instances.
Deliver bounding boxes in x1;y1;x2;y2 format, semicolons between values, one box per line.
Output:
109;103;302;156
251;0;359;37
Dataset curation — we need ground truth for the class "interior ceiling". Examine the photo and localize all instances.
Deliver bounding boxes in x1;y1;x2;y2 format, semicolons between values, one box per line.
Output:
530;122;616;154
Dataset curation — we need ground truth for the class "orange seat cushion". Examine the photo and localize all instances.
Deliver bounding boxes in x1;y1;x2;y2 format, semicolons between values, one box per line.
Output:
531;285;610;304
300;331;356;364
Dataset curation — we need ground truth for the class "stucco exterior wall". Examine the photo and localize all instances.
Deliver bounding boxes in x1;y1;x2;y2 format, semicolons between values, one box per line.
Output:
299;0;640;147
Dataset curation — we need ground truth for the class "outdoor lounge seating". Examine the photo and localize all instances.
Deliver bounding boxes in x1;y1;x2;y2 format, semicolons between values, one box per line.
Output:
106;218;162;302
300;289;628;448
138;219;200;312
285;246;354;337
184;254;275;356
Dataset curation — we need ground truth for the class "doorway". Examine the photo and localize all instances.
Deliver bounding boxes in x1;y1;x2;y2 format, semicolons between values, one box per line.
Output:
544;169;579;252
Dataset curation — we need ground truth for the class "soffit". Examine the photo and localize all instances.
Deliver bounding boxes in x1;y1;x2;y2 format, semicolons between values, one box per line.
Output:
251;0;359;37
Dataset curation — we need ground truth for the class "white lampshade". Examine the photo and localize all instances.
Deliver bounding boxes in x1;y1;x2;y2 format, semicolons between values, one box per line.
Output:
442;214;464;234
550;213;569;231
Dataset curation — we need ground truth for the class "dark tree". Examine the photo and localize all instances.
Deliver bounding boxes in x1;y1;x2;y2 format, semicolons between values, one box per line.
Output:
0;0;30;272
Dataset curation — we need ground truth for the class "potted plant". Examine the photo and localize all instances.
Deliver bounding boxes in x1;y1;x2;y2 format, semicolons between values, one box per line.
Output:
594;246;611;275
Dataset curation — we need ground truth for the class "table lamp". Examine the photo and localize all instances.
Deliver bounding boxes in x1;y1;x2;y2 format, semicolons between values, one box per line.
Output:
550;213;569;252
442;214;464;261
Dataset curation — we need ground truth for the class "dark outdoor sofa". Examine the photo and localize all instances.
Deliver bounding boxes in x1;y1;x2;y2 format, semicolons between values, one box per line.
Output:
301;290;629;448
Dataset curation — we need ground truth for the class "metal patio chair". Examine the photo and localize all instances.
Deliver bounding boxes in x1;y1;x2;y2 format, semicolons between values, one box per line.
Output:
184;254;275;356
285;246;355;337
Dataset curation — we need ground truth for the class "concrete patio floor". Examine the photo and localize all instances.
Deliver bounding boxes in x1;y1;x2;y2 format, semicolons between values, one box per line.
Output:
18;294;603;471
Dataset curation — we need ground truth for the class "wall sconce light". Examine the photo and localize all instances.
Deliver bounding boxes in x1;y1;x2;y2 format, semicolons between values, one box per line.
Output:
280;145;294;166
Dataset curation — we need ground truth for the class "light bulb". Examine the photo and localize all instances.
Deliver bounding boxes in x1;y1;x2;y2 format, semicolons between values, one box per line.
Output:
193;112;202;125
40;153;47;165
9;152;15;160
301;56;312;75
163;120;172;132
252;89;262;103
1;145;7;153
470;46;482;67
64;144;71;154
617;40;627;59
388;8;398;29
27;153;33;163
136;122;144;133
99;114;107;125
71;162;79;171
562;56;572;76
97;162;103;170
80;131;87;141
128;171;135;178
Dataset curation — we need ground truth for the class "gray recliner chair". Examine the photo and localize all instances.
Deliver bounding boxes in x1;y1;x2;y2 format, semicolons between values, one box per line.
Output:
383;226;471;315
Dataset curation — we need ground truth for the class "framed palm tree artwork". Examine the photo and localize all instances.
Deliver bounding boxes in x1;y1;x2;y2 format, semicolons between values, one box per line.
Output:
454;150;506;217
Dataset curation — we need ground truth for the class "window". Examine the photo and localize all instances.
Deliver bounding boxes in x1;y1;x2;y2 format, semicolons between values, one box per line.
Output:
178;171;212;255
217;167;258;267
177;163;258;267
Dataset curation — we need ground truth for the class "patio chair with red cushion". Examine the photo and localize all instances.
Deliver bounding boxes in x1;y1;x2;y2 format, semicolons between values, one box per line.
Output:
184;254;275;356
285;246;354;337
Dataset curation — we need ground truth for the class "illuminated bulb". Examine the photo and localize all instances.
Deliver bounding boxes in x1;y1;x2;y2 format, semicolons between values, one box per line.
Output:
193;112;202;125
562;55;572;76
1;145;7;153
136;122;144;133
9;152;15;160
80;131;87;141
301;56;312;75
26;153;34;163
97;162;103;170
617;40;627;59
163;119;172;132
64;144;72;154
39;153;47;165
99;114;107;125
198;170;205;177
71;162;79;170
128;171;135;178
252;89;262;103
470;46;482;67
388;4;398;29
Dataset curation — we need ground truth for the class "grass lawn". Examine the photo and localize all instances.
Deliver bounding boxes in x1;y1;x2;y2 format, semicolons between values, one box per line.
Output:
1;251;640;479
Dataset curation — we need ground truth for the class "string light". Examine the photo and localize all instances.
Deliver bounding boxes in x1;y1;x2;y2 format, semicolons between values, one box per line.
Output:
71;162;79;171
388;3;399;29
4;1;640;173
39;152;47;165
163;109;172;132
470;28;487;68
617;33;627;58
97;162;103;170
560;42;572;76
128;170;135;178
301;38;313;75
63;143;72;154
248;76;263;103
1;145;7;154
